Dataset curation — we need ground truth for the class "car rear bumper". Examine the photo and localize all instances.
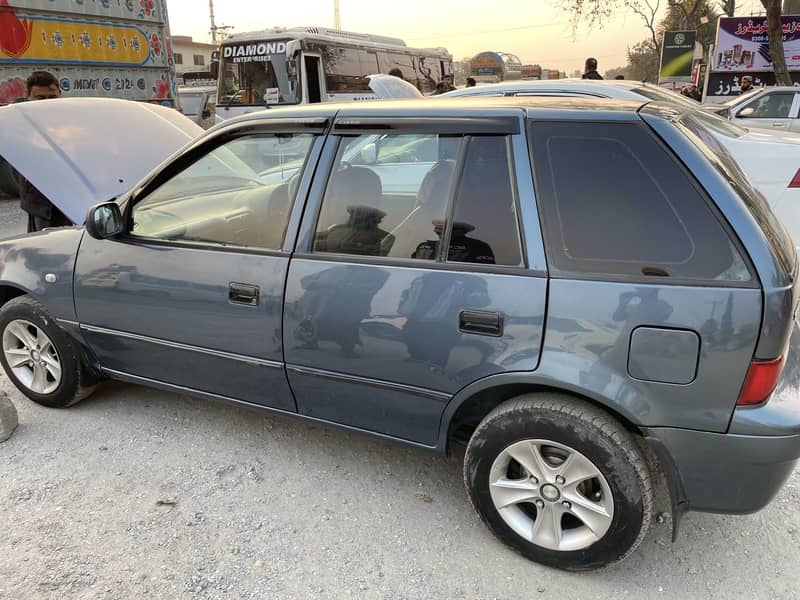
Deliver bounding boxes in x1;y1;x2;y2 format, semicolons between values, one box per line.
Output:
645;426;800;514
645;322;800;514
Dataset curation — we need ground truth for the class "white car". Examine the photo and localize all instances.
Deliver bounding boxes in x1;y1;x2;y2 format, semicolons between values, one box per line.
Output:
704;86;800;134
444;80;800;248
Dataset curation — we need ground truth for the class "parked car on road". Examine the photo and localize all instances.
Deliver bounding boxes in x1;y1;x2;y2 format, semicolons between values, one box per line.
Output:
443;79;800;249
178;86;218;130
0;96;798;571
704;86;800;133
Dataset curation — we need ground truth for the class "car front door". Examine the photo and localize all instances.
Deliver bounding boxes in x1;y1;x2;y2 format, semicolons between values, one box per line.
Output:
734;91;797;131
74;124;325;410
283;113;549;445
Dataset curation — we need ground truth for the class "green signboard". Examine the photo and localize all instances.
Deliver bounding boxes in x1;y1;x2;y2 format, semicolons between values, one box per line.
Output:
659;30;697;82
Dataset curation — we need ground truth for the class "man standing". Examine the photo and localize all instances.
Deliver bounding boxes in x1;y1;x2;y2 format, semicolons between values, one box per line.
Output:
739;75;753;94
582;58;603;80
16;71;72;232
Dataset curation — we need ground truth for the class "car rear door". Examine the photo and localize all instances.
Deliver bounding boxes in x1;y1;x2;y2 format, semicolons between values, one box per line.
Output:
283;110;549;445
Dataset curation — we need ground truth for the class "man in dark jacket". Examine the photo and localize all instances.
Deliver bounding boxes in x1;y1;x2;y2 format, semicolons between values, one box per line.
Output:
582;58;603;80
16;71;72;232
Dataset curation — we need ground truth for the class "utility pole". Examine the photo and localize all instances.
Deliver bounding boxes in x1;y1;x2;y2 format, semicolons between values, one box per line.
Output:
334;0;341;30
209;0;217;42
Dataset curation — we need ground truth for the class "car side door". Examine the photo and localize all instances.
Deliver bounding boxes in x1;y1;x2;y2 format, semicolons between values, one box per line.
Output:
734;90;796;131
73;121;327;410
283;113;549;446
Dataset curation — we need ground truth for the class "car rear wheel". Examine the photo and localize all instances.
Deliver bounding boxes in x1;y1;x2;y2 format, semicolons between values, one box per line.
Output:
0;296;96;408
463;393;653;571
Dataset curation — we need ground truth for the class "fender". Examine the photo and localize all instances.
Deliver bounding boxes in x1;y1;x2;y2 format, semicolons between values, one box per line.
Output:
435;351;651;453
0;227;84;321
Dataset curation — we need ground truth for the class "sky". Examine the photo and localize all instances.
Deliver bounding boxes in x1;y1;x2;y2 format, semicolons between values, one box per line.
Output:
166;0;769;74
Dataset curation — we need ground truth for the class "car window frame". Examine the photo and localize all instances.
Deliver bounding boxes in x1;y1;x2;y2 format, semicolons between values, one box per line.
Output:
297;118;531;276
739;91;797;119
119;120;328;257
527;118;756;288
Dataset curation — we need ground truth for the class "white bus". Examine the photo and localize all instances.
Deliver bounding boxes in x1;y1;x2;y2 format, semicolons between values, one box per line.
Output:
211;27;452;120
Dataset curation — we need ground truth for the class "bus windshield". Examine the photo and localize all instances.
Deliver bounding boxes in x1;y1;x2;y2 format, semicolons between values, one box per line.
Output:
218;42;299;106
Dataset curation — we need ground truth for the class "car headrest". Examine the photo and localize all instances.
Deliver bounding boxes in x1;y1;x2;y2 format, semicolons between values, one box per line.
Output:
330;166;382;205
416;160;454;208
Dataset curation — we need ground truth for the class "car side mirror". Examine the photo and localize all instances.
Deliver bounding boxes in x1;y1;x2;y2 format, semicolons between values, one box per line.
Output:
86;202;124;240
360;143;378;165
738;107;754;118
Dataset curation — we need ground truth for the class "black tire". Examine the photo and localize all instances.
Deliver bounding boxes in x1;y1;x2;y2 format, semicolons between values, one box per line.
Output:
463;393;653;571
0;296;96;408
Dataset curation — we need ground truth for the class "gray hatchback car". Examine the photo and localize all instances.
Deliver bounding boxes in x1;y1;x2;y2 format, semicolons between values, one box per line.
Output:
1;96;799;571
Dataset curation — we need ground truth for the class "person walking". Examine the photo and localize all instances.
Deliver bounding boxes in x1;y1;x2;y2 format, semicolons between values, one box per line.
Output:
582;58;603;80
16;71;72;232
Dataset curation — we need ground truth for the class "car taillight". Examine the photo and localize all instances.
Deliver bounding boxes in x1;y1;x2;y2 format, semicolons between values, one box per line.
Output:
789;169;800;188
737;357;785;406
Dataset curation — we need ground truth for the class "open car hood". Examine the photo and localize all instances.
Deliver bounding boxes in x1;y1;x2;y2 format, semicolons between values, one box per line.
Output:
0;98;202;224
367;74;423;99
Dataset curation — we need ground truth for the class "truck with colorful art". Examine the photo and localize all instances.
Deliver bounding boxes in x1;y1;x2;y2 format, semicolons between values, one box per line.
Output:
0;0;178;106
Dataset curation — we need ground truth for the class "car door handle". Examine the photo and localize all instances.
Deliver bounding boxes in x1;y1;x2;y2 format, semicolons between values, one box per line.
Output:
773;122;788;127
459;310;504;337
229;282;259;306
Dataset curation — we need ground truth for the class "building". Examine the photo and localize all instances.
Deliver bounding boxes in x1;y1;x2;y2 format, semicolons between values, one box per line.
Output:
171;35;218;80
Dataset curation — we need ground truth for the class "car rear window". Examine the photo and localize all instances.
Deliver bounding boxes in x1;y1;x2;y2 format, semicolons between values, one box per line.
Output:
677;111;797;276
529;120;751;283
631;85;700;110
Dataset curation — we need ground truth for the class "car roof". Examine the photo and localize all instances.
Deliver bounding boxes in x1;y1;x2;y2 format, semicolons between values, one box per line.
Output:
213;96;649;131
442;79;653;98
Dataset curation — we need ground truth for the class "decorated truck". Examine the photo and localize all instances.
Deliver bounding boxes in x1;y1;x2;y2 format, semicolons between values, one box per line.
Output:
0;0;178;106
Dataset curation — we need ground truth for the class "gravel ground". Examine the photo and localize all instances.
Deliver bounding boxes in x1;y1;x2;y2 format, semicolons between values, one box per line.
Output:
0;197;799;599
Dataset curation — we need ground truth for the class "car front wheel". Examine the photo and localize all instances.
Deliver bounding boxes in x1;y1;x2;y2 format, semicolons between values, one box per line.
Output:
463;393;654;571
0;296;96;408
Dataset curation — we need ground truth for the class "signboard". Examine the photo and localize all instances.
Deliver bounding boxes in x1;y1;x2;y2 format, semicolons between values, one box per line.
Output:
703;69;800;100
714;16;800;71
660;30;697;82
221;41;288;64
470;51;504;82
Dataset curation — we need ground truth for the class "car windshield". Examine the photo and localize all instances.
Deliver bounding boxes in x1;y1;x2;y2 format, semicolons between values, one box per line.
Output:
631;85;701;110
218;43;299;106
678;110;796;275
722;88;761;107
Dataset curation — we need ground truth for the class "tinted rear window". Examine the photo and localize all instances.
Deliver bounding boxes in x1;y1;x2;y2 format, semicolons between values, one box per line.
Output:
529;121;751;282
678;111;797;276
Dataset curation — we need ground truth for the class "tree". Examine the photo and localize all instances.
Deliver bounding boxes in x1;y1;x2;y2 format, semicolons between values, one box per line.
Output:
718;0;735;16
626;39;661;82
762;0;791;85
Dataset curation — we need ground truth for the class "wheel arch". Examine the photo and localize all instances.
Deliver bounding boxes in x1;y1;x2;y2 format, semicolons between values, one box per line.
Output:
438;374;645;455
0;284;30;308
